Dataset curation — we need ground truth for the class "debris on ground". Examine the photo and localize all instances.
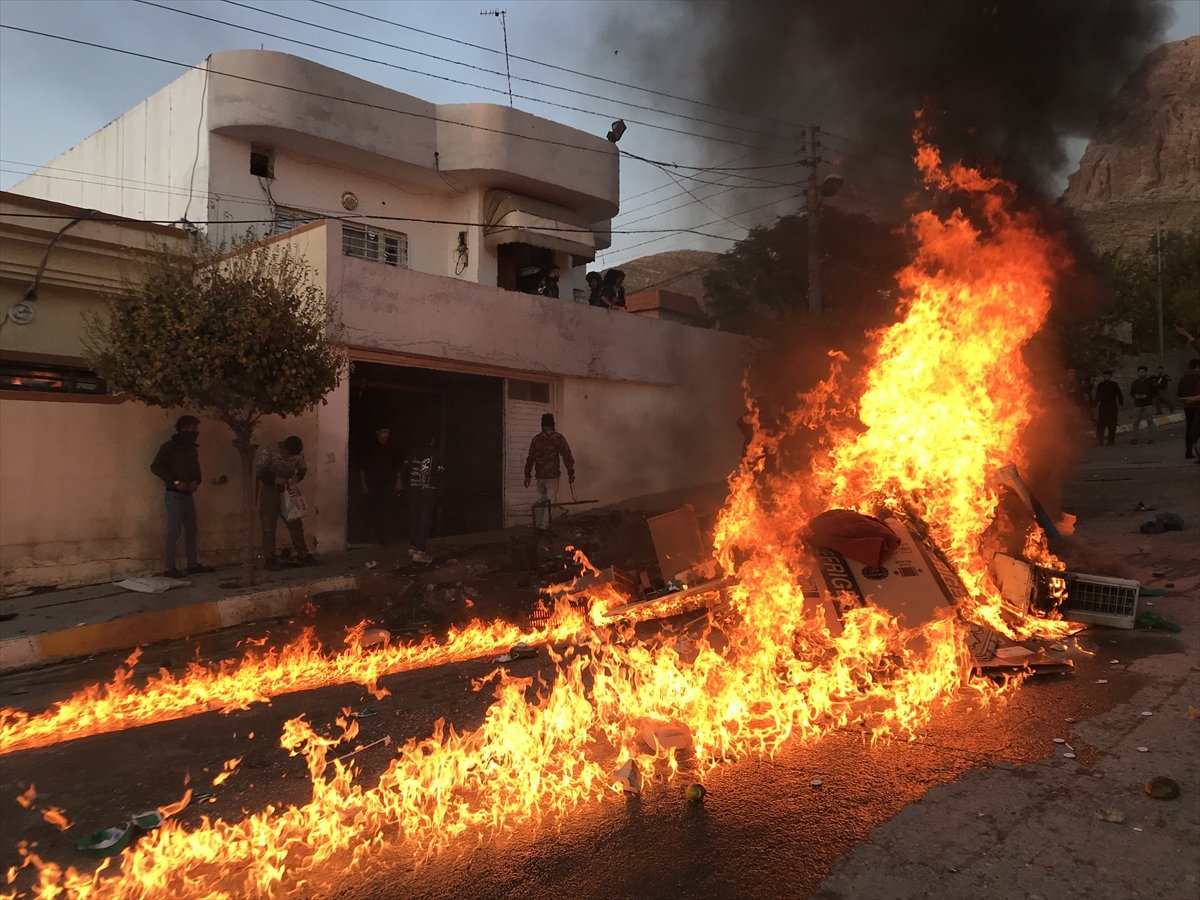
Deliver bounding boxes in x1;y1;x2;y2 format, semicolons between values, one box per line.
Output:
638;720;693;753
1094;807;1126;824
1140;511;1185;534
113;576;190;594
613;759;642;795
359;628;391;649
1136;611;1182;632
685;783;707;802
1143;776;1180;800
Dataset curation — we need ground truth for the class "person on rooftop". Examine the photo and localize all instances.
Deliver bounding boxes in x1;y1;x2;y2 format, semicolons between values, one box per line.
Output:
600;269;627;310
585;271;604;306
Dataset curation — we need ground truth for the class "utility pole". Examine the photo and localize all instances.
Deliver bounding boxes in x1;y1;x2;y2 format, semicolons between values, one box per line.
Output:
481;9;513;107
1155;221;1165;366
804;124;822;316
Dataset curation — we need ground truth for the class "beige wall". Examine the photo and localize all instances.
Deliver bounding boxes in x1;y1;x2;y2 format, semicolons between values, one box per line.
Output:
0;202;333;594
0;398;321;594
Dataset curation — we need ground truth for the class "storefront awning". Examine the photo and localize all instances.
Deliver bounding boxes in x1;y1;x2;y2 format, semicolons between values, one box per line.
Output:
483;191;596;260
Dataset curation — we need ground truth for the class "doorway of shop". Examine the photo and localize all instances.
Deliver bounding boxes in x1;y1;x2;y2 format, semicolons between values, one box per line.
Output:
347;361;504;545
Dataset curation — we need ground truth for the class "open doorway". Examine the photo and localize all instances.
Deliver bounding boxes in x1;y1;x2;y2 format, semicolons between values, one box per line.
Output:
347;361;504;544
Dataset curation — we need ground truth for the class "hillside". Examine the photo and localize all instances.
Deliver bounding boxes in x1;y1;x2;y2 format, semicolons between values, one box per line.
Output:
1061;35;1200;255
615;250;722;311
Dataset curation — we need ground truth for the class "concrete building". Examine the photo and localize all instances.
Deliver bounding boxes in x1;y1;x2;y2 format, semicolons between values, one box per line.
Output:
3;52;753;593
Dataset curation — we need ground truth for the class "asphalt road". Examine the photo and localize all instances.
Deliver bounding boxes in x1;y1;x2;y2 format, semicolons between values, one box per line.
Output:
0;423;1193;899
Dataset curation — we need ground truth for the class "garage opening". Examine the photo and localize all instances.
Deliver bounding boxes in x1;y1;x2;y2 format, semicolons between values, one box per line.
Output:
347;361;504;544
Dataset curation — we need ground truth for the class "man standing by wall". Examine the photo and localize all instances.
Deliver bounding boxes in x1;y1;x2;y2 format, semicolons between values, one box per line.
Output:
359;425;401;545
1178;358;1200;461
524;413;575;532
257;435;315;569
150;415;214;577
1129;365;1158;444
1093;371;1123;447
403;434;442;564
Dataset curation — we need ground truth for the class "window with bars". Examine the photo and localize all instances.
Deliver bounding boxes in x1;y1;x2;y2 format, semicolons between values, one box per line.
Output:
272;208;318;235
343;223;409;268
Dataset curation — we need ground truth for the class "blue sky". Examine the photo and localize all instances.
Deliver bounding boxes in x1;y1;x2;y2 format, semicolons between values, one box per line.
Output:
1;0;1196;268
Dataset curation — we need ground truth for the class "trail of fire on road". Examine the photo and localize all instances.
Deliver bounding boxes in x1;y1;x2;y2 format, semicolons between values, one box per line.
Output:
8;129;1080;898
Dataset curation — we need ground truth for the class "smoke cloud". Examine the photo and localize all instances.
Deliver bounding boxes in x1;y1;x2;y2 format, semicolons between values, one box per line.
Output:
605;1;1170;207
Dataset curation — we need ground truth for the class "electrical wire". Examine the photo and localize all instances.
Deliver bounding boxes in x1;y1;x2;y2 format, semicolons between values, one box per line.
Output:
128;0;797;154
0;24;791;172
0;208;747;241
211;0;804;148
308;0;814;135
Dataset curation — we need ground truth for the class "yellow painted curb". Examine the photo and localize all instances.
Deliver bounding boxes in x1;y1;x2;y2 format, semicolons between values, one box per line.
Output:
38;602;222;661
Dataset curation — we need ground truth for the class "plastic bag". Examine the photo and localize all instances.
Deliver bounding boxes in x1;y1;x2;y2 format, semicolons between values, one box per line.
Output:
281;484;308;521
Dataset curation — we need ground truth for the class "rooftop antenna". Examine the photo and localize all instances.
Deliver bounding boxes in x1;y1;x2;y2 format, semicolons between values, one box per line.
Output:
480;9;513;107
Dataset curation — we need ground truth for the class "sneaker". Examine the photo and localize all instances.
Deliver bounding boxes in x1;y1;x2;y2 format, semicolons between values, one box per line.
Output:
160;569;184;579
185;564;215;574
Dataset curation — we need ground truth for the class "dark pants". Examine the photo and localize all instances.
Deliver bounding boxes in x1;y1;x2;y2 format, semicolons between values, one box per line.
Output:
1095;406;1118;445
164;491;198;571
1185;408;1199;458
259;484;307;559
408;494;437;551
364;486;397;544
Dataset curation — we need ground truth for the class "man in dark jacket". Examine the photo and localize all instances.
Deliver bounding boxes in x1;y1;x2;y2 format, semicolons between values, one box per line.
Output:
524;413;575;531
1178;358;1200;460
1093;371;1123;446
1129;365;1158;444
359;425;401;544
150;415;214;577
585;271;603;306
403;435;443;563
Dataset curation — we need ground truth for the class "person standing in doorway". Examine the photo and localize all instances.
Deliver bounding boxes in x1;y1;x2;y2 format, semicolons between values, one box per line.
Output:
359;425;401;545
1178;358;1200;461
258;435;316;569
1129;365;1158;443
524;413;575;532
1093;371;1123;446
150;415;214;577
403;434;442;564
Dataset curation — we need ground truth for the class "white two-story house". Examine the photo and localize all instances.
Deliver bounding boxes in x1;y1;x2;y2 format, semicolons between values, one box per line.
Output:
4;51;750;588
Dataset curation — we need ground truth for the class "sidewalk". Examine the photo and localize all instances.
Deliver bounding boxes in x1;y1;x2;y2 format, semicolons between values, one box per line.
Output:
0;483;727;673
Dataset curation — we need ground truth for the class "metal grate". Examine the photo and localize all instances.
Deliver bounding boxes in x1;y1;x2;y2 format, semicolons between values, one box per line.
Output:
1058;571;1139;629
342;223;408;267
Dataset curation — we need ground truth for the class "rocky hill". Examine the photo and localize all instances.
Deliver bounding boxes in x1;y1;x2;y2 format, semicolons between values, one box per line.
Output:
615;249;721;311
1061;35;1200;256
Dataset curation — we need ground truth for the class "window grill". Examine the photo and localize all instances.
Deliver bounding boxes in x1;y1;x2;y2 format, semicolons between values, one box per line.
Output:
343;223;408;268
272;208;317;235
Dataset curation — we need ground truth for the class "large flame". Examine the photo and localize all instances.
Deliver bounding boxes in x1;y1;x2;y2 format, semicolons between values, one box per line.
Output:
9;134;1074;898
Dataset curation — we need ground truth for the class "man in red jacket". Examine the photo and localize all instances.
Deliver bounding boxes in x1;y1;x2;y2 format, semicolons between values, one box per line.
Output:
524;414;575;532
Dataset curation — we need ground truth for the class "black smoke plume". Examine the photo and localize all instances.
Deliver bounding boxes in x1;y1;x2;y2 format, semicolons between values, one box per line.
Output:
606;0;1170;206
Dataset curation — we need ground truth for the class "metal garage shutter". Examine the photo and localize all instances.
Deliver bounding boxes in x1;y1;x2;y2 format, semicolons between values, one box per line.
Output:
504;379;554;527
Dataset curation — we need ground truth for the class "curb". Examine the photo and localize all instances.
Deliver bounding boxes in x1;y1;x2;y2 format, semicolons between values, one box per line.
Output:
0;575;356;674
1114;411;1184;435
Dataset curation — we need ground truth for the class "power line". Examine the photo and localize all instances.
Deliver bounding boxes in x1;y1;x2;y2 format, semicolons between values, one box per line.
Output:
213;0;803;148
128;0;797;154
601;191;803;265
0;207;746;241
309;0;812;135
0;23;797;174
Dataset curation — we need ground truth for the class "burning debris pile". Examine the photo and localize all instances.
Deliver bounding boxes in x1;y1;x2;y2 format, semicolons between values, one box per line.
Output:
4;135;1148;898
